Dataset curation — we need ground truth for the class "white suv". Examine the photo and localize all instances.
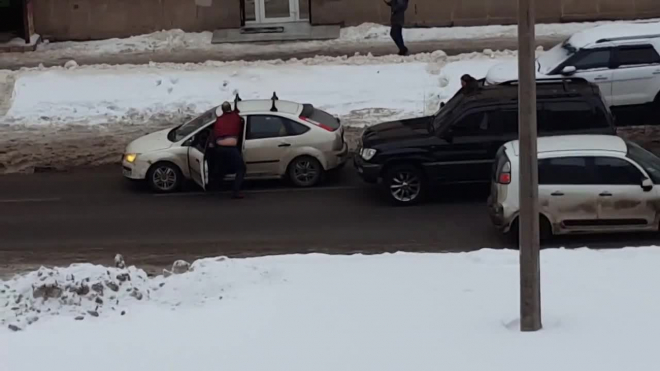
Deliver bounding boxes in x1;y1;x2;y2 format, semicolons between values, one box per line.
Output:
486;22;660;124
488;135;660;239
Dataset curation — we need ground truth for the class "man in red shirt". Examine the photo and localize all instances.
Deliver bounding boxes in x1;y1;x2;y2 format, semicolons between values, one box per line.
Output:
210;102;245;199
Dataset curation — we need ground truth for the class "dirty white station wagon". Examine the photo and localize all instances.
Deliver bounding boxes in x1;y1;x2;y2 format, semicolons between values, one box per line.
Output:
489;135;660;239
122;95;348;192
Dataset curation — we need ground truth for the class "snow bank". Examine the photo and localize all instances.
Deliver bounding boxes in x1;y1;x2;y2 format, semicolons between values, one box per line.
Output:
2;247;660;371
30;19;659;56
2;50;515;127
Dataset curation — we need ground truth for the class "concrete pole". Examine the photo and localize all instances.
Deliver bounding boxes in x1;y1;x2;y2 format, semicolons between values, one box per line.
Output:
518;0;542;332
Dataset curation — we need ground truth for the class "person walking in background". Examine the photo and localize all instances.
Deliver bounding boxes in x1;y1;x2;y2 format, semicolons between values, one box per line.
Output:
384;0;409;56
211;102;246;199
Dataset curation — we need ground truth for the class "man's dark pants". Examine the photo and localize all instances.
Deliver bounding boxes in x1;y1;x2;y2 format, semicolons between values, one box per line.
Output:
390;24;407;54
210;146;246;195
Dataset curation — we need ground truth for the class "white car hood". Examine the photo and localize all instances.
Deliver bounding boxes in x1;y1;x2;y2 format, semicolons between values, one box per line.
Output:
485;60;546;85
125;128;174;154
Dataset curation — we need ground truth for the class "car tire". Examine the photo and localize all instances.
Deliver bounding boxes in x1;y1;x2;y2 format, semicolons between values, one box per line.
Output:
384;164;426;206
508;215;553;244
288;156;324;187
146;162;182;193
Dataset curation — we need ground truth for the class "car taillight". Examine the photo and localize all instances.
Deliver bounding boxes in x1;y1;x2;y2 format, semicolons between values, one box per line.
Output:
300;116;333;131
498;162;511;184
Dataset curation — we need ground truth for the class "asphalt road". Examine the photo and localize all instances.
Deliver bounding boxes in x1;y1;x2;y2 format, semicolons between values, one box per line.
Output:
2;163;659;275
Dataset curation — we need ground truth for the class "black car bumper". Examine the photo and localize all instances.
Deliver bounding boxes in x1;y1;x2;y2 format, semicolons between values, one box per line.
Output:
353;155;382;184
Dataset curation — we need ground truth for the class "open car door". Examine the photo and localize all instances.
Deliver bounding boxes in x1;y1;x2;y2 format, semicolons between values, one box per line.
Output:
188;131;211;191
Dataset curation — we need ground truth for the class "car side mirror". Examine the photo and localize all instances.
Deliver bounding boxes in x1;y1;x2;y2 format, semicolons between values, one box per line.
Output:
561;66;577;76
182;137;193;146
440;102;446;108
642;178;653;192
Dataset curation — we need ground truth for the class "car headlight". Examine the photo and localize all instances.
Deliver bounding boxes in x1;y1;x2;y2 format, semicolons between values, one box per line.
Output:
360;148;377;161
124;153;138;163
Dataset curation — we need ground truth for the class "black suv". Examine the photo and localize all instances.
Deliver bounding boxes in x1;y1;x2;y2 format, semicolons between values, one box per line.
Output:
354;78;617;205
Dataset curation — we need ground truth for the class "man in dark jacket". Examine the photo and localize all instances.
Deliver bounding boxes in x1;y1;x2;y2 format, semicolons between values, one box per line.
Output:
384;0;409;56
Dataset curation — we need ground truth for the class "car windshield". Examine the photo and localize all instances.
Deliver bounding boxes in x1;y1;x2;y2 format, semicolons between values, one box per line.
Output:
626;141;660;184
537;39;575;74
167;107;218;142
431;90;466;133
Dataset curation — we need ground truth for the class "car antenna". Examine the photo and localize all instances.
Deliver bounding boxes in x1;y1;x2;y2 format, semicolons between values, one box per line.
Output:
234;93;241;113
270;92;279;112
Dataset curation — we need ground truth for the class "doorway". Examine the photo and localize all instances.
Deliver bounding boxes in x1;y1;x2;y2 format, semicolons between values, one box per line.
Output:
0;0;34;44
243;0;309;24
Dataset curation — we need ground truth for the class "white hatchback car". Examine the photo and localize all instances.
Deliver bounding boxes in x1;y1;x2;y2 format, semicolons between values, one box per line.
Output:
488;135;660;239
486;22;660;122
122;96;348;192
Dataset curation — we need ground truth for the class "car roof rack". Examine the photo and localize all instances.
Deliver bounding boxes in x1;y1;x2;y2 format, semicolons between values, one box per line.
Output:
270;92;279;112
233;93;242;113
596;34;660;43
497;77;590;92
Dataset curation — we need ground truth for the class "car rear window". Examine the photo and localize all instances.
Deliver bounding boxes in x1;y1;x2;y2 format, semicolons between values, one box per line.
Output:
301;104;340;131
538;99;611;134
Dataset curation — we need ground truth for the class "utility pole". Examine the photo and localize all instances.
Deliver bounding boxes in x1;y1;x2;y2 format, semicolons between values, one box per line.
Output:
518;0;542;331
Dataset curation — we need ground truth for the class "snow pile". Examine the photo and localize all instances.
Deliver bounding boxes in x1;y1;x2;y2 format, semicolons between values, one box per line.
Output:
0;261;151;330
2;50;515;127
0;255;270;331
3;248;660;370
28;19;660;57
340;19;660;42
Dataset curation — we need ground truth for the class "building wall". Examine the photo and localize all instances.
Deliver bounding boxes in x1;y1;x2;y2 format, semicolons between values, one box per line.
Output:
33;0;660;41
310;0;660;27
34;0;240;40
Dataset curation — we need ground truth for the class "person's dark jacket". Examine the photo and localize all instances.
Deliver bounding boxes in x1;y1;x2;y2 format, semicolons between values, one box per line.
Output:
387;0;408;26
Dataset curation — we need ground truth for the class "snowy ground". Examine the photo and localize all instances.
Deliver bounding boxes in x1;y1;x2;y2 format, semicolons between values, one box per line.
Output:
30;19;658;57
2;248;660;370
0;51;512;173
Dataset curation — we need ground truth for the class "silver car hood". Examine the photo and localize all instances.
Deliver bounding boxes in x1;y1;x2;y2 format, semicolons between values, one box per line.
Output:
125;128;174;154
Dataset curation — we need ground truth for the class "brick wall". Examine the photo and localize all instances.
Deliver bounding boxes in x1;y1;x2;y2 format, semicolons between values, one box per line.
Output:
32;0;660;41
34;0;240;40
310;0;660;27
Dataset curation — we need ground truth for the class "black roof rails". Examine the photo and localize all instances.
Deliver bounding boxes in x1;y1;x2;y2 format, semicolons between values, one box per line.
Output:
233;93;241;113
500;77;589;85
270;92;279;112
596;33;660;43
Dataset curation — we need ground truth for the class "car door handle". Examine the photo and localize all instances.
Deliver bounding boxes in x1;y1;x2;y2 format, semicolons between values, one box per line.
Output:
278;143;291;147
599;192;613;197
653;71;660;75
195;159;200;163
594;77;609;81
551;191;564;196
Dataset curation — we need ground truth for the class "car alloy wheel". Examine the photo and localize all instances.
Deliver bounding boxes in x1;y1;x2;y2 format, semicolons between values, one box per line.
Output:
147;163;181;193
386;164;425;205
289;157;322;187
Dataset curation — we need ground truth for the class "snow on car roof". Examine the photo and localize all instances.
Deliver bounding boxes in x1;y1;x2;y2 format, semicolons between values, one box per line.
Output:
509;135;627;156
568;22;660;49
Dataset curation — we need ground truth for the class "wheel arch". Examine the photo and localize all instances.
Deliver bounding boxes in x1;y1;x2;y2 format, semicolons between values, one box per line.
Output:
508;212;555;237
380;157;429;179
